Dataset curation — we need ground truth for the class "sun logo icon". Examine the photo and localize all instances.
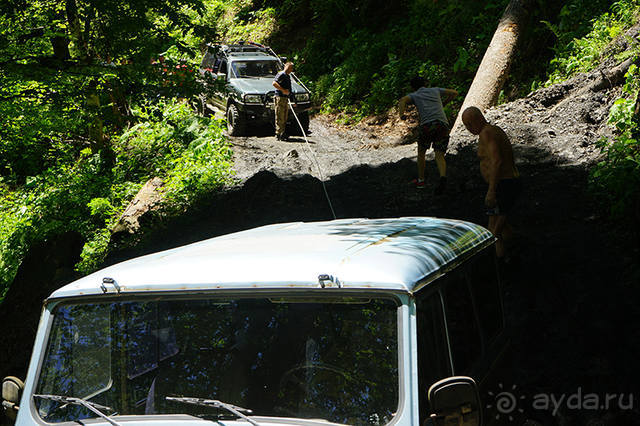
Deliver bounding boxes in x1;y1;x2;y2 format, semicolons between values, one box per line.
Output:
486;383;526;422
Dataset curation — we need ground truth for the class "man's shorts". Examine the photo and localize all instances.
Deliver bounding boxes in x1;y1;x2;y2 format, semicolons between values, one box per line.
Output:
418;120;450;152
486;178;522;216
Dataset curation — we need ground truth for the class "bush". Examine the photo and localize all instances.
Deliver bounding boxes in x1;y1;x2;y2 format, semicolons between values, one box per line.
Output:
291;0;509;116
0;99;233;300
591;64;640;219
543;0;640;85
0;71;85;181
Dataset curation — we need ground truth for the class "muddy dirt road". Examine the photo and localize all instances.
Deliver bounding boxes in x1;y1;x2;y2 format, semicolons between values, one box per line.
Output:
228;115;414;182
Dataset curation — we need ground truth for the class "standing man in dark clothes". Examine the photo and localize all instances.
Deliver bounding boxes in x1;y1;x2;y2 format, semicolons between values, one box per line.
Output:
399;76;458;194
462;106;522;259
272;62;294;141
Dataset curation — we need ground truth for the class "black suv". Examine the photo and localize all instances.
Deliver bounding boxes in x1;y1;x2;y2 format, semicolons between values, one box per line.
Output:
199;42;311;136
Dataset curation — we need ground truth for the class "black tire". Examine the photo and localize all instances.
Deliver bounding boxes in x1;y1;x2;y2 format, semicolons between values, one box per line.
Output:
196;94;209;117
226;104;246;136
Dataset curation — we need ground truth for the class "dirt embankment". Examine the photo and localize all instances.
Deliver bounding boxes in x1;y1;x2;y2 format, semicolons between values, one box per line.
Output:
1;26;640;426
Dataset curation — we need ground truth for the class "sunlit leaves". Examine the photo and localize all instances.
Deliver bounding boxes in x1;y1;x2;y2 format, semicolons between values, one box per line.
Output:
591;64;640;218
544;0;640;86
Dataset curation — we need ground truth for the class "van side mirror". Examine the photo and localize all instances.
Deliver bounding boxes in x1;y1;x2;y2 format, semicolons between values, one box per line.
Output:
427;376;483;426
217;72;227;81
2;376;24;420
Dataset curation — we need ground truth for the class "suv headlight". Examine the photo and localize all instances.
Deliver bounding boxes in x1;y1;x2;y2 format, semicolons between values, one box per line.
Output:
294;93;309;102
244;94;262;104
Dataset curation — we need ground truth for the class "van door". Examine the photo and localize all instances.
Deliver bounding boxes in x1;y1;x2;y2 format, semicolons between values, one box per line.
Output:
465;249;510;399
212;59;228;109
440;248;511;423
416;289;453;425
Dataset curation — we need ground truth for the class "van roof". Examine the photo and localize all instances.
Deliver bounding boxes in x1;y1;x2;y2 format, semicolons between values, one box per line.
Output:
49;217;494;300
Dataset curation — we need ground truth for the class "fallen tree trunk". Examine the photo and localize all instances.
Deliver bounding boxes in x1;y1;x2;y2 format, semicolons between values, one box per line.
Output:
451;0;530;137
112;177;165;235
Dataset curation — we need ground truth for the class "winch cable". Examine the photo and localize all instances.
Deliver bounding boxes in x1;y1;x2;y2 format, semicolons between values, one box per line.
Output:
246;41;336;218
287;99;337;220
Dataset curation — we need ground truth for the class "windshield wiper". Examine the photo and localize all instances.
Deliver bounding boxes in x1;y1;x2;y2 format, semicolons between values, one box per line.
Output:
34;394;121;426
166;396;261;426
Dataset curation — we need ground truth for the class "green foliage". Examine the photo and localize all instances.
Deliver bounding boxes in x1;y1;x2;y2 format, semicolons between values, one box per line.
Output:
196;0;277;44
543;0;640;86
0;0;239;301
88;198;115;220
164;122;233;206
0;99;232;300
0;70;85;180
283;0;509;115
591;65;640;218
76;229;112;277
116;99;234;206
0;153;112;299
117;101;207;179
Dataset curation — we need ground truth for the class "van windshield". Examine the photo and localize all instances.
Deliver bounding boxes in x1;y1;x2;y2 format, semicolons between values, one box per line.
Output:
35;297;399;425
231;60;280;78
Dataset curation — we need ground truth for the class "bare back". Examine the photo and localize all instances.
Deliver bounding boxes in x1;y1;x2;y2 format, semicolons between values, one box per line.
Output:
477;124;519;184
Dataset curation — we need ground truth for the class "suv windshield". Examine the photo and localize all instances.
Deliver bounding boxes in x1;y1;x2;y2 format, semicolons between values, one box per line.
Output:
35;296;399;424
231;60;280;78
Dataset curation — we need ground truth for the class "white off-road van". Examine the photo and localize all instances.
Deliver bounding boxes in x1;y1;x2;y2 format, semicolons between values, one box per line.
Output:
3;217;508;425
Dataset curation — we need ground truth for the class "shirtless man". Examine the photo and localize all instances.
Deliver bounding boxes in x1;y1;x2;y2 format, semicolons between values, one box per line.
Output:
461;106;521;259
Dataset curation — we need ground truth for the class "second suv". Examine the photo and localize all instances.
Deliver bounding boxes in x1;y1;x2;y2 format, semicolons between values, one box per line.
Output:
200;42;311;136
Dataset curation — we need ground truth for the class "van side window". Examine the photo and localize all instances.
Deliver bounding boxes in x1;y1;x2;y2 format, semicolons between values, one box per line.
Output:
201;51;217;70
444;272;482;374
219;60;228;76
416;292;451;424
467;251;503;342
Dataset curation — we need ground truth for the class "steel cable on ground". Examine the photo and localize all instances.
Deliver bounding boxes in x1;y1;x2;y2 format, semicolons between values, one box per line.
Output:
287;99;337;220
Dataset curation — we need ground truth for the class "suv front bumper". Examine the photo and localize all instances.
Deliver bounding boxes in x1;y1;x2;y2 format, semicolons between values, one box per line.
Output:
238;101;311;123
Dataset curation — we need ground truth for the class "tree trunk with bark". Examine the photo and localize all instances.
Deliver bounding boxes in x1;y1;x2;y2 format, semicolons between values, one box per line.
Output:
50;36;71;60
451;0;530;136
65;0;89;61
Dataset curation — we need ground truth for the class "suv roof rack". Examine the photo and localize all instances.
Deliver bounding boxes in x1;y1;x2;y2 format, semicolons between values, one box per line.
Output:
224;44;268;53
207;41;273;59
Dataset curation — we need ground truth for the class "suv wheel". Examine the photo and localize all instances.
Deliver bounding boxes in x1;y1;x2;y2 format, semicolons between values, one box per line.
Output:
196;94;209;117
226;104;245;136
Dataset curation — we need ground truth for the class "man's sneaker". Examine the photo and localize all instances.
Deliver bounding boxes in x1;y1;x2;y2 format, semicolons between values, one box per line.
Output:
434;176;447;195
409;178;425;189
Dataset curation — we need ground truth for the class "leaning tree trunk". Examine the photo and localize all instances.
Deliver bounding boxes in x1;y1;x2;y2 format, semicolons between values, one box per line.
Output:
451;0;530;136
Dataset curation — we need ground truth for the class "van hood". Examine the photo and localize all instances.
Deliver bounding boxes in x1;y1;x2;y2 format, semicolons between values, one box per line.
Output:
229;77;306;95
